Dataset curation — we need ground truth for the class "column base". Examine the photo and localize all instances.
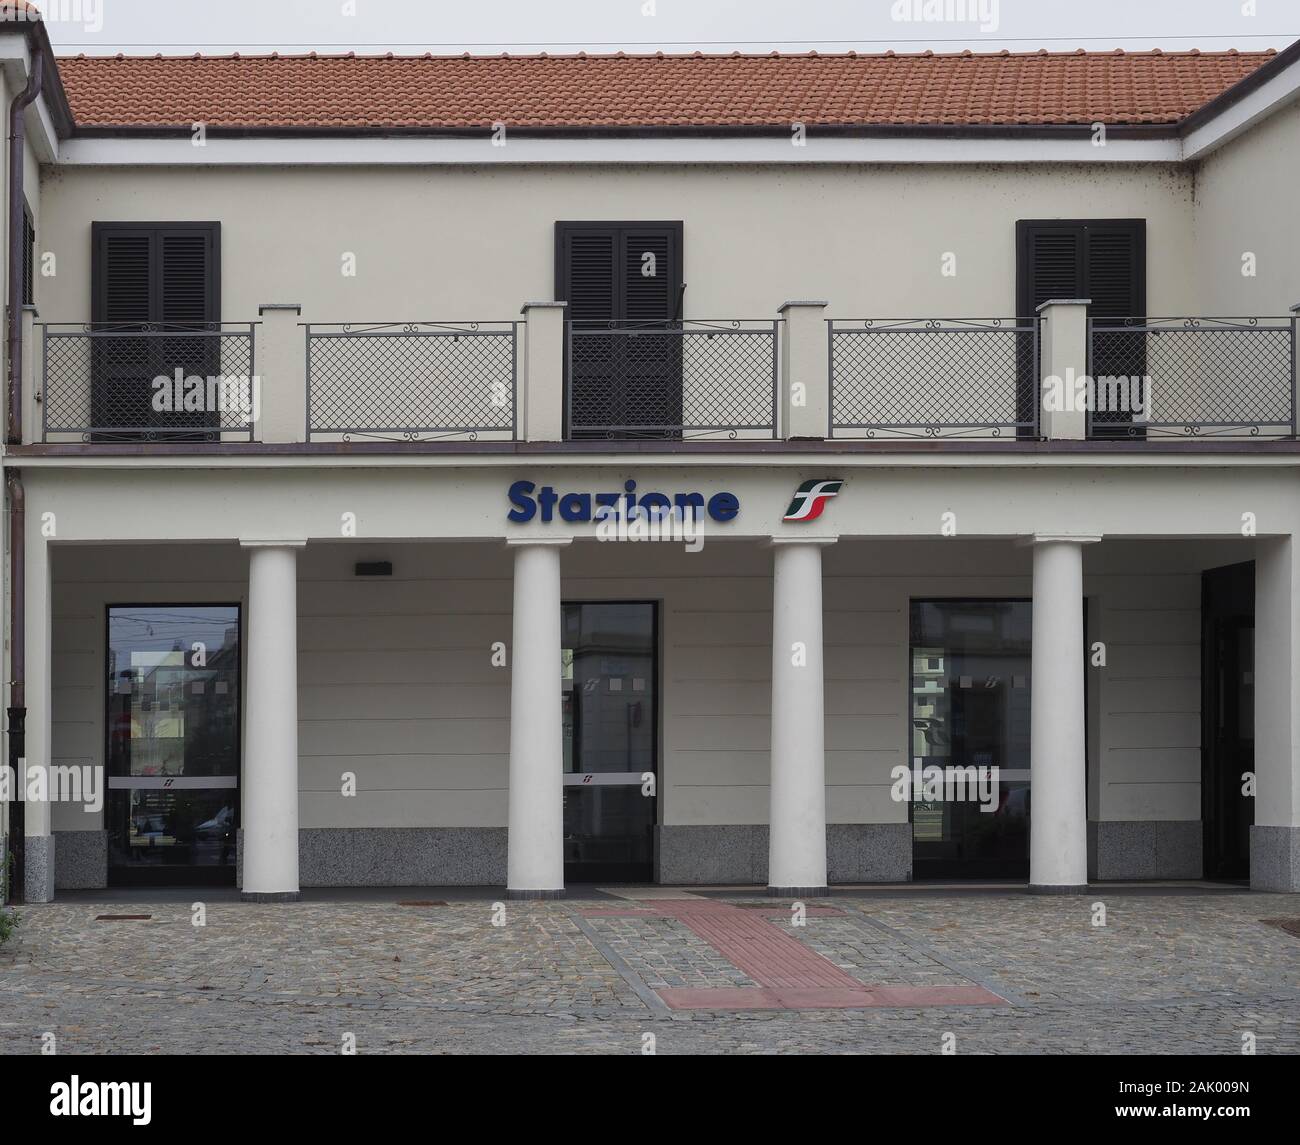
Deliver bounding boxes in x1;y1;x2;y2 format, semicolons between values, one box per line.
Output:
240;890;302;903
507;887;565;900
1250;825;1300;892
766;885;830;898
1027;883;1089;895
23;835;56;903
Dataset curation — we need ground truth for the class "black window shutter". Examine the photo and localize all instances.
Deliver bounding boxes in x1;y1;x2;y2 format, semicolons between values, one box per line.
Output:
21;207;35;306
90;222;220;437
556;221;684;438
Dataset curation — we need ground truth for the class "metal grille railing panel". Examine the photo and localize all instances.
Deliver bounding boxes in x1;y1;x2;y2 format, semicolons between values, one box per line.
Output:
829;318;1039;438
567;320;777;439
1087;317;1296;438
306;322;517;441
41;323;256;442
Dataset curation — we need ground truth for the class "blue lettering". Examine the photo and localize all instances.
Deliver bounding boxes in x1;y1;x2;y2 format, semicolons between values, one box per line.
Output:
507;480;537;523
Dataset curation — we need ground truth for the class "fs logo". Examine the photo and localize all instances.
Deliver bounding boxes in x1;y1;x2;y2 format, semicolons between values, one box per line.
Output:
783;478;843;522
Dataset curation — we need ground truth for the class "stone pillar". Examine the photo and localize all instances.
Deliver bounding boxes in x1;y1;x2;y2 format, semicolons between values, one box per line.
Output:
1253;536;1300;890
768;538;834;895
1028;535;1097;892
256;303;304;444
778;301;829;440
21;514;53;902
240;541;304;901
520;302;566;442
506;538;569;897
1037;299;1091;440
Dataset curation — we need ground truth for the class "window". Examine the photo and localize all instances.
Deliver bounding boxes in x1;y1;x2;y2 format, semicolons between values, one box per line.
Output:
1016;219;1146;437
90;222;221;438
556;221;685;437
21;205;34;306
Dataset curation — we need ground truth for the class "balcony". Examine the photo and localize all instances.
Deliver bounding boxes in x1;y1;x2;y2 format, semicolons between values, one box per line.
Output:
306;321;518;442
25;303;1300;449
40;322;256;442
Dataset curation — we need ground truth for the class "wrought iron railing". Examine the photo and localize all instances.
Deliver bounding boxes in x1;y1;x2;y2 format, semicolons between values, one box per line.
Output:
567;319;778;439
828;318;1039;438
40;322;257;442
306;321;517;441
1087;317;1297;438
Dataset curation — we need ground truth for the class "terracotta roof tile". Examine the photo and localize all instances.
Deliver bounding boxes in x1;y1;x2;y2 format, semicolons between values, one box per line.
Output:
52;48;1276;131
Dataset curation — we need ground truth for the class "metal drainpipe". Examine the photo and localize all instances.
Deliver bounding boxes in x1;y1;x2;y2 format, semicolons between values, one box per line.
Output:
5;46;44;904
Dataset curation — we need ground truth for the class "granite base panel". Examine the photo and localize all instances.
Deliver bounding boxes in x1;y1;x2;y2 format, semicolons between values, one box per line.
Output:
1087;820;1203;880
23;834;55;902
298;828;507;887
1250;825;1300;892
54;830;108;890
655;824;912;885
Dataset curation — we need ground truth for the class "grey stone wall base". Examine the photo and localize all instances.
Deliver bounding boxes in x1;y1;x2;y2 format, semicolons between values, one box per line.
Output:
828;823;912;883
300;827;508;887
24;834;55;902
1250;825;1300;892
655;823;912;885
507;888;565;900
240;890;302;903
1088;820;1202;880
1028;884;1089;895
54;830;108;890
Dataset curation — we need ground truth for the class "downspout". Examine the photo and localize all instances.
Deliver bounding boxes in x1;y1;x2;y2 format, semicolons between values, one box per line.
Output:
5;45;44;904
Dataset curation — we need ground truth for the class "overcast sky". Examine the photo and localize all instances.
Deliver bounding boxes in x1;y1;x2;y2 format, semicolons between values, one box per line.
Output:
35;0;1300;55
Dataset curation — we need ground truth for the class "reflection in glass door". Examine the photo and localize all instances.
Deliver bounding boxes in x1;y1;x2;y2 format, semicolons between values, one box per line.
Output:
561;602;657;882
910;600;1033;878
106;605;241;885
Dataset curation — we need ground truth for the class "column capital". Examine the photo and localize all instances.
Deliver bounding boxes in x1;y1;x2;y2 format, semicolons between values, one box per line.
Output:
505;537;573;548
240;539;307;549
768;535;837;548
1017;534;1102;547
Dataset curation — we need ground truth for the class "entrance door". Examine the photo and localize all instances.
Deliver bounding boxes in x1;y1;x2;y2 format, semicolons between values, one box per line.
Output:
1202;562;1254;881
561;602;657;882
556;221;684;438
106;605;240;886
910;600;1033;878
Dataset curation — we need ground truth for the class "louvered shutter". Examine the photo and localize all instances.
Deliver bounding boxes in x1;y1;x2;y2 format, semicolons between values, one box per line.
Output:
91;223;220;437
557;221;683;437
21;208;35;306
1016;220;1145;436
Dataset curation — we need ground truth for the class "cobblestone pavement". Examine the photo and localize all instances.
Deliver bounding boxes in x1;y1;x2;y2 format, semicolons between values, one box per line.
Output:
1;889;1298;1054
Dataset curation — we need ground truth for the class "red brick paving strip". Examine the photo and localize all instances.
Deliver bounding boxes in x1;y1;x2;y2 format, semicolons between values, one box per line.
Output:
581;900;1007;1010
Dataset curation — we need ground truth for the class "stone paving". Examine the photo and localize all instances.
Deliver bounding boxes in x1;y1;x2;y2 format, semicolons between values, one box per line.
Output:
0;888;1298;1053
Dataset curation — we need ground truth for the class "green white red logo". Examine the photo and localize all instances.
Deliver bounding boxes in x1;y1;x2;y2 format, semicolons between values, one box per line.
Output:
783;478;844;522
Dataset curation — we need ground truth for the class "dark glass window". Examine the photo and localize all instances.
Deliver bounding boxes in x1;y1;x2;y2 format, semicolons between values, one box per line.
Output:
910;600;1032;877
106;605;240;884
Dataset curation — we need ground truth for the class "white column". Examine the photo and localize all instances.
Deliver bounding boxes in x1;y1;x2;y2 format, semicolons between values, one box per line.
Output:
1253;537;1300;891
1028;536;1097;891
240;541;304;901
768;538;833;894
21;517;53;902
506;538;569;897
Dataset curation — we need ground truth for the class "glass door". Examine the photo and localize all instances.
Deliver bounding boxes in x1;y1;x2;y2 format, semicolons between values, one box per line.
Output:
561;602;658;882
910;600;1033;878
106;605;241;886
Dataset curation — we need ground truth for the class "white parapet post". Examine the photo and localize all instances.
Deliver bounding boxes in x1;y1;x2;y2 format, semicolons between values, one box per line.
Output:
1037;299;1091;440
768;537;834;895
1027;534;1098;892
506;538;570;897
256;304;305;444
778;301;829;440
240;540;304;901
520;302;566;442
1253;536;1300;891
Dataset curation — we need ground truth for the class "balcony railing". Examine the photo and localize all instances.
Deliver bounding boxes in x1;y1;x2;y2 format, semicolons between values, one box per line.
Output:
829;318;1039;439
41;322;257;441
306;321;518;441
1087;317;1297;438
567;319;778;439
